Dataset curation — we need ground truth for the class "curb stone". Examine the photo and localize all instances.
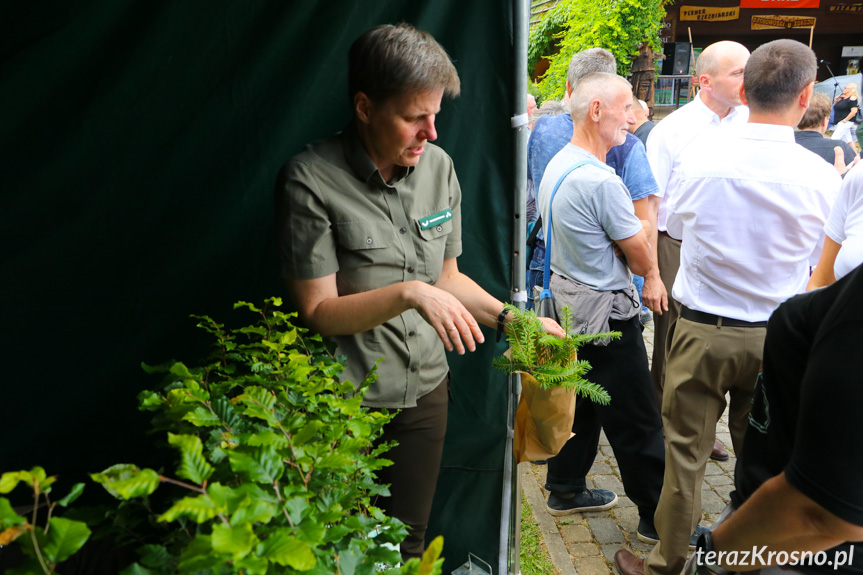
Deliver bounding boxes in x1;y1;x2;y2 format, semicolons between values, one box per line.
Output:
520;462;578;575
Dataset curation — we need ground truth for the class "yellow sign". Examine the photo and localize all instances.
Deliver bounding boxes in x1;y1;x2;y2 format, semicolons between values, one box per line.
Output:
680;6;741;20
751;14;816;28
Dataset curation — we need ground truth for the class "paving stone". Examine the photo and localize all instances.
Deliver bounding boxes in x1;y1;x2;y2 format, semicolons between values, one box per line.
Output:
701;490;729;513
616;495;635;508
590;462;614;475
575;556;613;575
600;445;616;458
567;542;602;557
631;539;656;555
705;474;733;486
717;459;736;473
556;513;584;525
588;517;625;544
603;543;623;564
713;484;733;503
593;474;625;495
560;523;593;543
612;506;640;533
703;462;724;476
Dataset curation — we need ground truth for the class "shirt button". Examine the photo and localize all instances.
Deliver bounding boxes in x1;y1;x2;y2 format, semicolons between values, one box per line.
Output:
407;266;415;273
410;366;417;372
400;227;407;234
408;331;415;337
436;225;443;232
366;237;373;245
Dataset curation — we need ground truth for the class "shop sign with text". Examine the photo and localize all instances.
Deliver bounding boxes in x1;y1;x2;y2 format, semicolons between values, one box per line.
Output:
680;5;741;20
751;14;816;28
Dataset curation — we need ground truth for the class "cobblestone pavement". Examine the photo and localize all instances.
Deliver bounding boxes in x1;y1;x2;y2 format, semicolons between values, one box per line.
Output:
522;320;737;575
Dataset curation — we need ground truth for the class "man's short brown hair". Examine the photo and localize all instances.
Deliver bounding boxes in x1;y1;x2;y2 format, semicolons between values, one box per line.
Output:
744;39;816;113
348;23;460;103
798;92;832;130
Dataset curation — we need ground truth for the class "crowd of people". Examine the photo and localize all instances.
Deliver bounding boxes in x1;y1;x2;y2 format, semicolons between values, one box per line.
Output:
277;21;863;572
525;39;863;575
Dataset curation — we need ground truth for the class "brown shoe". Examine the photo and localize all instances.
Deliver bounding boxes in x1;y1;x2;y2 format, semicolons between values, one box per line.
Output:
710;439;730;461
615;549;646;575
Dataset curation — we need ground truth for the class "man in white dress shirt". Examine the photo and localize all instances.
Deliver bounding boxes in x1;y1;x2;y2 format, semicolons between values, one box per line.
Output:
645;42;750;450
615;39;841;575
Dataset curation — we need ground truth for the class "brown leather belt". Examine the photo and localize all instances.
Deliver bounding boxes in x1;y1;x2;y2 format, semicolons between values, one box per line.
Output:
681;306;767;328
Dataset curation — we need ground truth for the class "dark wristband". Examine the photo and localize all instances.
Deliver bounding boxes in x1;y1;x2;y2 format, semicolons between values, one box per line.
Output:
496;307;509;342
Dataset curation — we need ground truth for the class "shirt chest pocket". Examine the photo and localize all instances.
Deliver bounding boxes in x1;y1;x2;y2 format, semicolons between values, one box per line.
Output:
414;218;452;282
335;221;400;292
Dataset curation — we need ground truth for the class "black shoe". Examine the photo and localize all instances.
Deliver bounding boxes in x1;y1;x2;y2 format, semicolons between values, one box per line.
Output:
546;489;618;516
636;518;659;544
636;520;708;548
531;459;548;465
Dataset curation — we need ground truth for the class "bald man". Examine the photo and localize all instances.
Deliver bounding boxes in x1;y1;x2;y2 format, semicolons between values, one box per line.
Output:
645;41;751;461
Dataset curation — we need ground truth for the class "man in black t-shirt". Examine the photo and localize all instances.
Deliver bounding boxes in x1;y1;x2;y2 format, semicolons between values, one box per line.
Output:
685;263;863;575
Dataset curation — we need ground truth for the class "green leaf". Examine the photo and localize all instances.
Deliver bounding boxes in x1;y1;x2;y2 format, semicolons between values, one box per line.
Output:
177;535;221;572
169;362;195;379
293;420;324;446
233;301;261;312
0;498;25;529
138;390;164;411
157;492;226;523
316;452;352;469
227;446;284;483
137;544;176;570
229;498;275;526
258;529;317;570
39;517;91;564
211;522;257;560
233;554;269;575
57;483;86;507
119;563;164;575
91;465;161;500
181;406;221;427
0;468;49;494
167;433;214;485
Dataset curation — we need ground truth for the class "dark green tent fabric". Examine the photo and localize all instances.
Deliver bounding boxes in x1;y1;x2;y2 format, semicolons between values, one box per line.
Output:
1;1;517;570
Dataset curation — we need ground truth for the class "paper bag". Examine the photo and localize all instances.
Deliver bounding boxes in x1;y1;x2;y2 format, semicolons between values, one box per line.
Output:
513;371;576;464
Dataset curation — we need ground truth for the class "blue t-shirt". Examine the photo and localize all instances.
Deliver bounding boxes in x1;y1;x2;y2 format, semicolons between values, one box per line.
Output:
527;113;658;267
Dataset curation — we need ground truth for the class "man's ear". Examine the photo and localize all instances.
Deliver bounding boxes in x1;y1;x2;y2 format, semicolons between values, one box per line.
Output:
739;84;748;107
799;82;814;109
699;73;711;92
566;80;573;98
354;92;373;124
590;99;602;122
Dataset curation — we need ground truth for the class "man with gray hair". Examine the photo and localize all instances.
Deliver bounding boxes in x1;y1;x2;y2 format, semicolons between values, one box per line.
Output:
527;48;662;316
615;39;841;575
536;71;668;542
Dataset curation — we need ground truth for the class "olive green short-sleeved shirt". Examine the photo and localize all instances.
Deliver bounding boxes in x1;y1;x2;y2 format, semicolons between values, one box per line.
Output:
276;123;463;408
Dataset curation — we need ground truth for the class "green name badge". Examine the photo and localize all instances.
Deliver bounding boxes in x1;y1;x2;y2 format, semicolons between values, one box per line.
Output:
419;209;453;230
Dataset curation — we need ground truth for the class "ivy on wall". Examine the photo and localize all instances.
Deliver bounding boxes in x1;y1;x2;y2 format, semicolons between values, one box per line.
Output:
529;0;668;102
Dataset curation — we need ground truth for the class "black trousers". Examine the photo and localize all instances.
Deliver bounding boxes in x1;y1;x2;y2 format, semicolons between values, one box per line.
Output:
374;376;449;559
545;316;665;520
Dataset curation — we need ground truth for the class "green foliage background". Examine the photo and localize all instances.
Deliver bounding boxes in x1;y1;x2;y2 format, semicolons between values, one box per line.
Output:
529;0;669;102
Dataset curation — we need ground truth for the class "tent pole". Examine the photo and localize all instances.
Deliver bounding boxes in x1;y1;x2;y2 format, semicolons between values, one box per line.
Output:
501;0;529;573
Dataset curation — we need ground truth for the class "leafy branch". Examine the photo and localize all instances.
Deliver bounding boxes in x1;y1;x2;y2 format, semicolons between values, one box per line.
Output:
494;305;615;405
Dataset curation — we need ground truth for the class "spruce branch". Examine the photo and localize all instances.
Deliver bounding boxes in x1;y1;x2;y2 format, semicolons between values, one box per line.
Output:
495;305;617;404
